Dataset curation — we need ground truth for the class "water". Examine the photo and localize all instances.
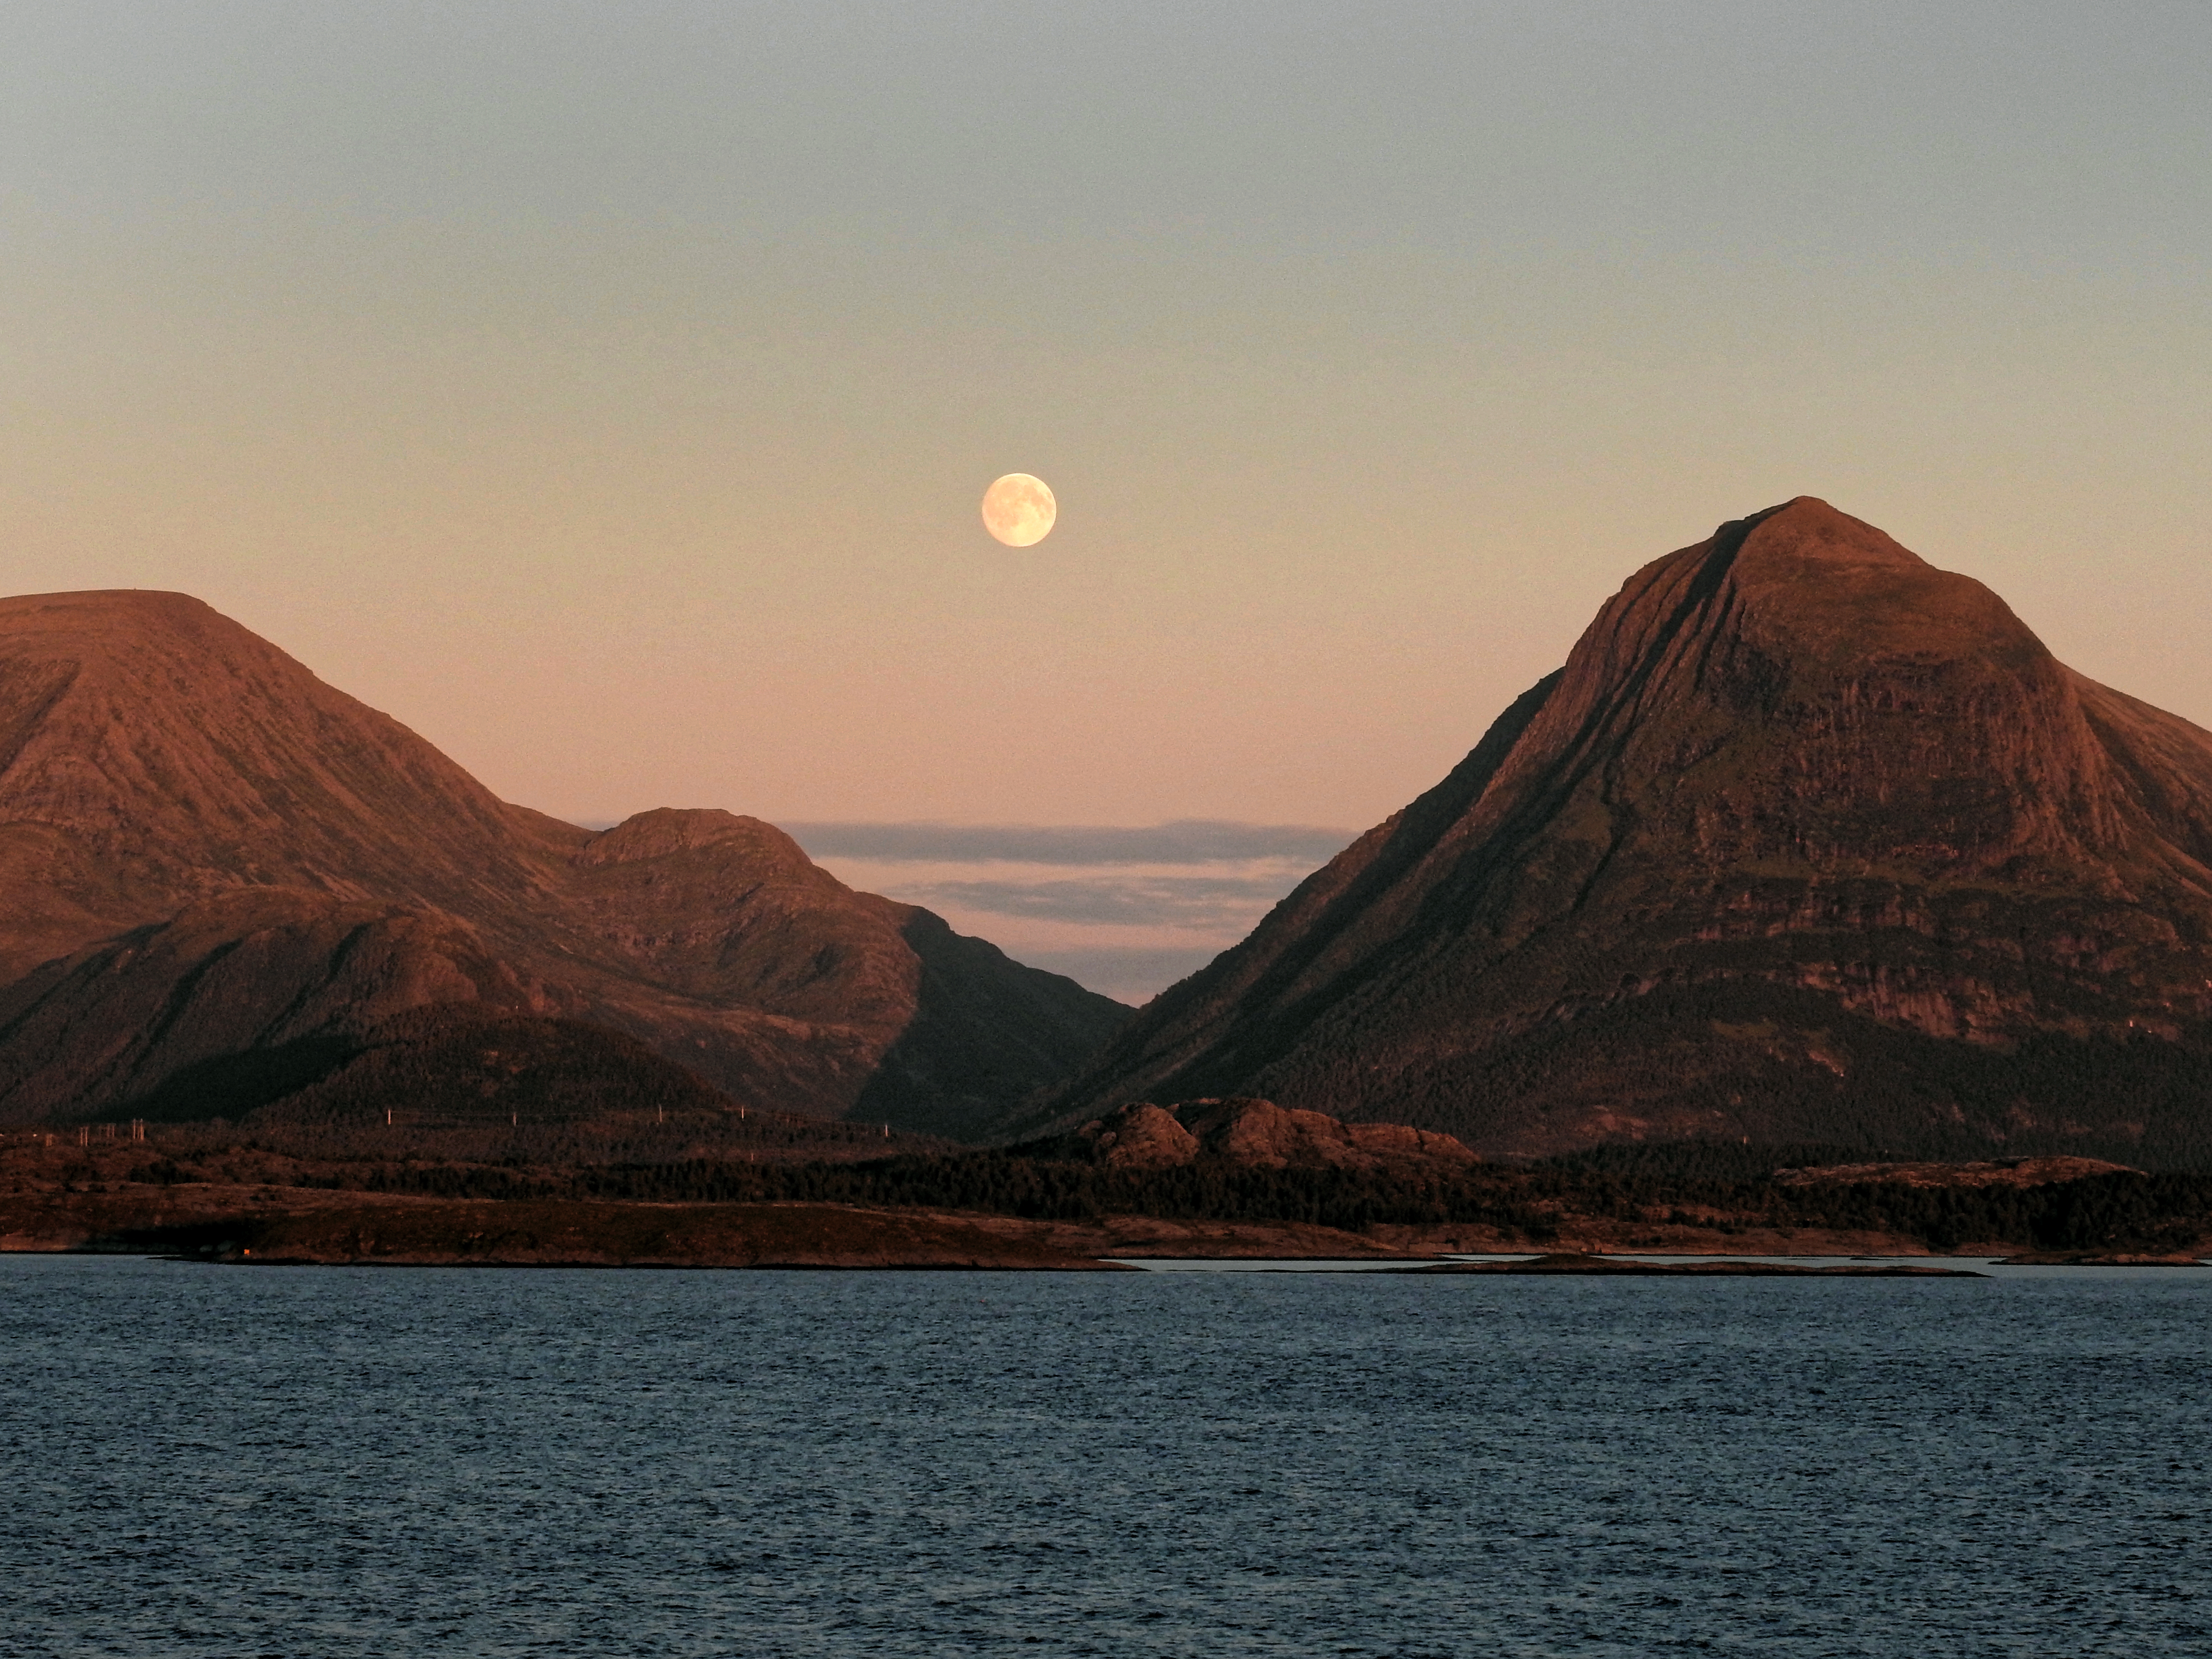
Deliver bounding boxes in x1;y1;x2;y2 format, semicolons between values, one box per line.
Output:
3;1256;2207;1657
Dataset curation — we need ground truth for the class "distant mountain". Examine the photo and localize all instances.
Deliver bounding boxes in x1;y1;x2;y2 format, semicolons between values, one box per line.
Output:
0;590;1127;1136
1036;500;2212;1166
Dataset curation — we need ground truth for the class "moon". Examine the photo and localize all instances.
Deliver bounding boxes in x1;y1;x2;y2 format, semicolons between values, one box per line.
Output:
981;473;1057;547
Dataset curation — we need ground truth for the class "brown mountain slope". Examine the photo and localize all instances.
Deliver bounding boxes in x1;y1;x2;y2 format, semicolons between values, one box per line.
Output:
1037;499;2212;1166
0;590;579;980
0;590;1127;1135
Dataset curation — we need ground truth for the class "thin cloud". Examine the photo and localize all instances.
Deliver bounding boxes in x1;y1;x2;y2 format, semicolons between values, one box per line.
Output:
784;819;1355;866
900;873;1296;927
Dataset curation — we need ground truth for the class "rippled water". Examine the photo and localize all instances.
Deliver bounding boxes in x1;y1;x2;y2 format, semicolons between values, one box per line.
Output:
3;1256;2207;1657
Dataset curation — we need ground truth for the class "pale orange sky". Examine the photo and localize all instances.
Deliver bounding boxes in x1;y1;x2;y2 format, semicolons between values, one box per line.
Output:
3;2;2208;837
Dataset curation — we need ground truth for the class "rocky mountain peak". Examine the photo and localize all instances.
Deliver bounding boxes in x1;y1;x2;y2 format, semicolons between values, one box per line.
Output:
573;808;817;873
1037;503;2212;1165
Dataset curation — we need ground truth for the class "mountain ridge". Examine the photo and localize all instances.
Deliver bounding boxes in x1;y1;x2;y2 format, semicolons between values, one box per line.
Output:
0;589;1128;1135
1033;498;2212;1164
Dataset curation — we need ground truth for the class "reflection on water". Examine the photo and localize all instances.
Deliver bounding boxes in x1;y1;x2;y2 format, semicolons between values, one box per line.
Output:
1110;1256;1444;1271
2;1255;2208;1656
1522;1253;2212;1279
1125;1253;2212;1277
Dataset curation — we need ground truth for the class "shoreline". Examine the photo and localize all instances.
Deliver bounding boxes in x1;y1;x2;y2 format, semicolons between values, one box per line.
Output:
4;1185;2203;1271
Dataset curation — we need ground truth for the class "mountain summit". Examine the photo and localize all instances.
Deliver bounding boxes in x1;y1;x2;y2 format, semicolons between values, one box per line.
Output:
0;590;1126;1135
1042;500;2212;1163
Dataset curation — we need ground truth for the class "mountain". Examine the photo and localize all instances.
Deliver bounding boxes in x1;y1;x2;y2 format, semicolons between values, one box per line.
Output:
1038;499;2212;1166
0;589;1127;1135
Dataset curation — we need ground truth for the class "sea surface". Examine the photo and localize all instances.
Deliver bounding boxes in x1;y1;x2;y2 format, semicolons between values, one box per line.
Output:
2;1256;2207;1657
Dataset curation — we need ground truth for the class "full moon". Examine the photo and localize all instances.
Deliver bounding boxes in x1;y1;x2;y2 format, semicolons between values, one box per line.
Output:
981;473;1057;547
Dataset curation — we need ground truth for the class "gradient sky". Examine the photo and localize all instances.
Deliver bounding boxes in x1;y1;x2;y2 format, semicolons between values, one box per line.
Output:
5;1;2208;847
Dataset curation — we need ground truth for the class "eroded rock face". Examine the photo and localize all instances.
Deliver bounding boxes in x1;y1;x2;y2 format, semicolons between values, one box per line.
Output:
1041;500;2212;1164
1076;1104;1201;1169
1177;1098;1480;1171
1057;1098;1478;1173
0;591;1128;1134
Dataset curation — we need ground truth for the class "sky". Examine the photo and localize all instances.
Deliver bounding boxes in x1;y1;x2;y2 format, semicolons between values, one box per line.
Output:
785;819;1356;1001
4;2;2208;998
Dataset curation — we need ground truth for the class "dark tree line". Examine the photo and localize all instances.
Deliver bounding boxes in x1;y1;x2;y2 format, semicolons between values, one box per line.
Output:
144;1139;2211;1252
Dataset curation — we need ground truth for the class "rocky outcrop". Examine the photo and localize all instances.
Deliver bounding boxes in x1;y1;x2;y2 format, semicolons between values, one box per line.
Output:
1037;500;2212;1165
1071;1104;1202;1169
0;591;1128;1135
1050;1097;1478;1173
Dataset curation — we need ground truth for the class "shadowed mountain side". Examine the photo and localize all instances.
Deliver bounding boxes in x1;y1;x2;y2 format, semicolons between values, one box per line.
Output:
0;890;533;1124
544;809;1130;1132
0;886;890;1128
245;1004;748;1130
0;592;1128;1136
1034;499;2212;1164
857;909;1135;1133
